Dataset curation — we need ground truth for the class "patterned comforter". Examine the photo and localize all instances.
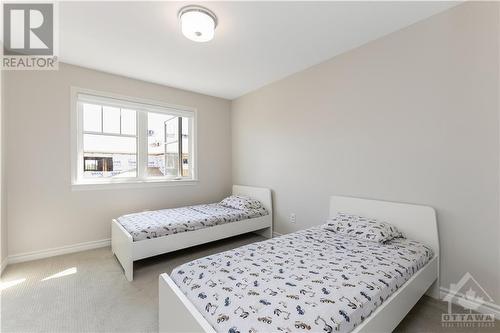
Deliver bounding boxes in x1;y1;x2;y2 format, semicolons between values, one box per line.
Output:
117;204;268;241
171;226;433;333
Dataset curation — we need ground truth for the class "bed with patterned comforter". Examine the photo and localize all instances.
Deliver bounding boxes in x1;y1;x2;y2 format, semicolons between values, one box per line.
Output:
117;204;268;242
170;226;433;333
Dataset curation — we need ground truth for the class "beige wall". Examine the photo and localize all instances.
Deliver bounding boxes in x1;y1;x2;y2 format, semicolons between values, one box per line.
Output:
4;63;232;256
232;2;500;303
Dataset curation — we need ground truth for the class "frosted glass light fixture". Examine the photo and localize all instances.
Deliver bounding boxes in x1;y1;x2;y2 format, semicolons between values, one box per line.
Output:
178;5;217;42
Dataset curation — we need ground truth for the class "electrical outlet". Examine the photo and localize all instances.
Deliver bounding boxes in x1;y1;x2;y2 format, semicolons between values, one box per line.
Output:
289;213;296;224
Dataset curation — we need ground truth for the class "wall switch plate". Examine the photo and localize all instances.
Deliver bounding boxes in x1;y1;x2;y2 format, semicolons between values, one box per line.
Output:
289;213;296;224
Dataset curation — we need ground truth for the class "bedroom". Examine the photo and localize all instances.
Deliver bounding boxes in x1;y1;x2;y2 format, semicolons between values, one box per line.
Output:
1;1;499;332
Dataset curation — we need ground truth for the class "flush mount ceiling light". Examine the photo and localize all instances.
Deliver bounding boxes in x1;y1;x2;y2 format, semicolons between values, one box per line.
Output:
178;5;217;42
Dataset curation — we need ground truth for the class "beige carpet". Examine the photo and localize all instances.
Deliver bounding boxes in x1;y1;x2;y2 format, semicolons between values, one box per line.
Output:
1;233;498;333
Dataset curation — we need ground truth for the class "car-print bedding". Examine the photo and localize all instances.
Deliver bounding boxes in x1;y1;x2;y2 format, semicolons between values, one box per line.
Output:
324;212;403;243
170;226;433;333
117;204;268;241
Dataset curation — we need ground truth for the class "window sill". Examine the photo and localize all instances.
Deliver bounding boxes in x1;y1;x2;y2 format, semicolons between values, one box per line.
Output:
71;178;199;191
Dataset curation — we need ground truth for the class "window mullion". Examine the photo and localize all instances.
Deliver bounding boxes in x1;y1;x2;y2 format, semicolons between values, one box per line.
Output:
189;117;194;180
178;117;182;178
100;105;103;133
76;102;84;183
82;131;136;139
137;111;148;180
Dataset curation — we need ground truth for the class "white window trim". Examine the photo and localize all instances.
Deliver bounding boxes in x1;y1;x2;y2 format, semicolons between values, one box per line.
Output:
70;87;198;190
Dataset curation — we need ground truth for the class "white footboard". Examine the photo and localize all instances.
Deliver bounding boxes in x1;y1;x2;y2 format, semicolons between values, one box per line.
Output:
159;273;215;333
111;219;134;281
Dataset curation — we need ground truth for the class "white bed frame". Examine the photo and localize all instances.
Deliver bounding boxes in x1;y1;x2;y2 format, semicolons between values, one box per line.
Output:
112;185;273;281
158;195;439;333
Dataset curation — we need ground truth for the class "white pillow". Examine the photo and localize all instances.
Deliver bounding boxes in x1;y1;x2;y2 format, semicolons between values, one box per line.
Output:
324;212;403;243
219;195;264;211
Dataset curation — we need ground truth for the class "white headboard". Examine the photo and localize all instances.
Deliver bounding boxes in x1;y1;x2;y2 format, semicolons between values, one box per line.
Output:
232;185;272;213
330;196;439;297
329;196;439;257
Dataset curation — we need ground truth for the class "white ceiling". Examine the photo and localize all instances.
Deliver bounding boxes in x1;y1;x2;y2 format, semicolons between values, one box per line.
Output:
60;1;459;100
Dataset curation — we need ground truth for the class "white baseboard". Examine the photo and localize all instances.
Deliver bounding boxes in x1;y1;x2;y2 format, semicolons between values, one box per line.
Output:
440;287;500;318
8;238;111;265
1;256;7;276
272;231;283;237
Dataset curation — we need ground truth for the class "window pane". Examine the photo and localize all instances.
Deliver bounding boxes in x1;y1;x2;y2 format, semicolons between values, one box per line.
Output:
121;109;136;135
83;103;102;132
181;117;190;177
102;106;121;134
147;113;178;177
83;134;136;178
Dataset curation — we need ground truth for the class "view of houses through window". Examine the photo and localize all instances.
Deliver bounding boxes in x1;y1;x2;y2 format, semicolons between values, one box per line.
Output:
79;96;193;182
147;113;190;178
83;103;138;178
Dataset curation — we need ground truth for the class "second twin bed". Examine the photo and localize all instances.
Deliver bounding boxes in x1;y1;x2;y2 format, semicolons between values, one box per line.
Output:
159;196;439;333
169;225;433;333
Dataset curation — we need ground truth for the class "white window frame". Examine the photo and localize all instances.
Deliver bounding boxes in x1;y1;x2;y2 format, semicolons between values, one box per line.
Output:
71;87;198;190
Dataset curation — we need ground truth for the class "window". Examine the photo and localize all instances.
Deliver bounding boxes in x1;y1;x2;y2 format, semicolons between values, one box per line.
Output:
73;90;196;187
82;103;137;179
147;113;191;178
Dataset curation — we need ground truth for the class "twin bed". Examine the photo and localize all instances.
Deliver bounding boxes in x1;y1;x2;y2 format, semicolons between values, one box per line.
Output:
158;195;439;333
112;185;273;281
111;186;439;332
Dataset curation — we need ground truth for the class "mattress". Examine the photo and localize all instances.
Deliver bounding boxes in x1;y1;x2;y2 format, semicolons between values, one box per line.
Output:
117;204;268;241
170;226;433;333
